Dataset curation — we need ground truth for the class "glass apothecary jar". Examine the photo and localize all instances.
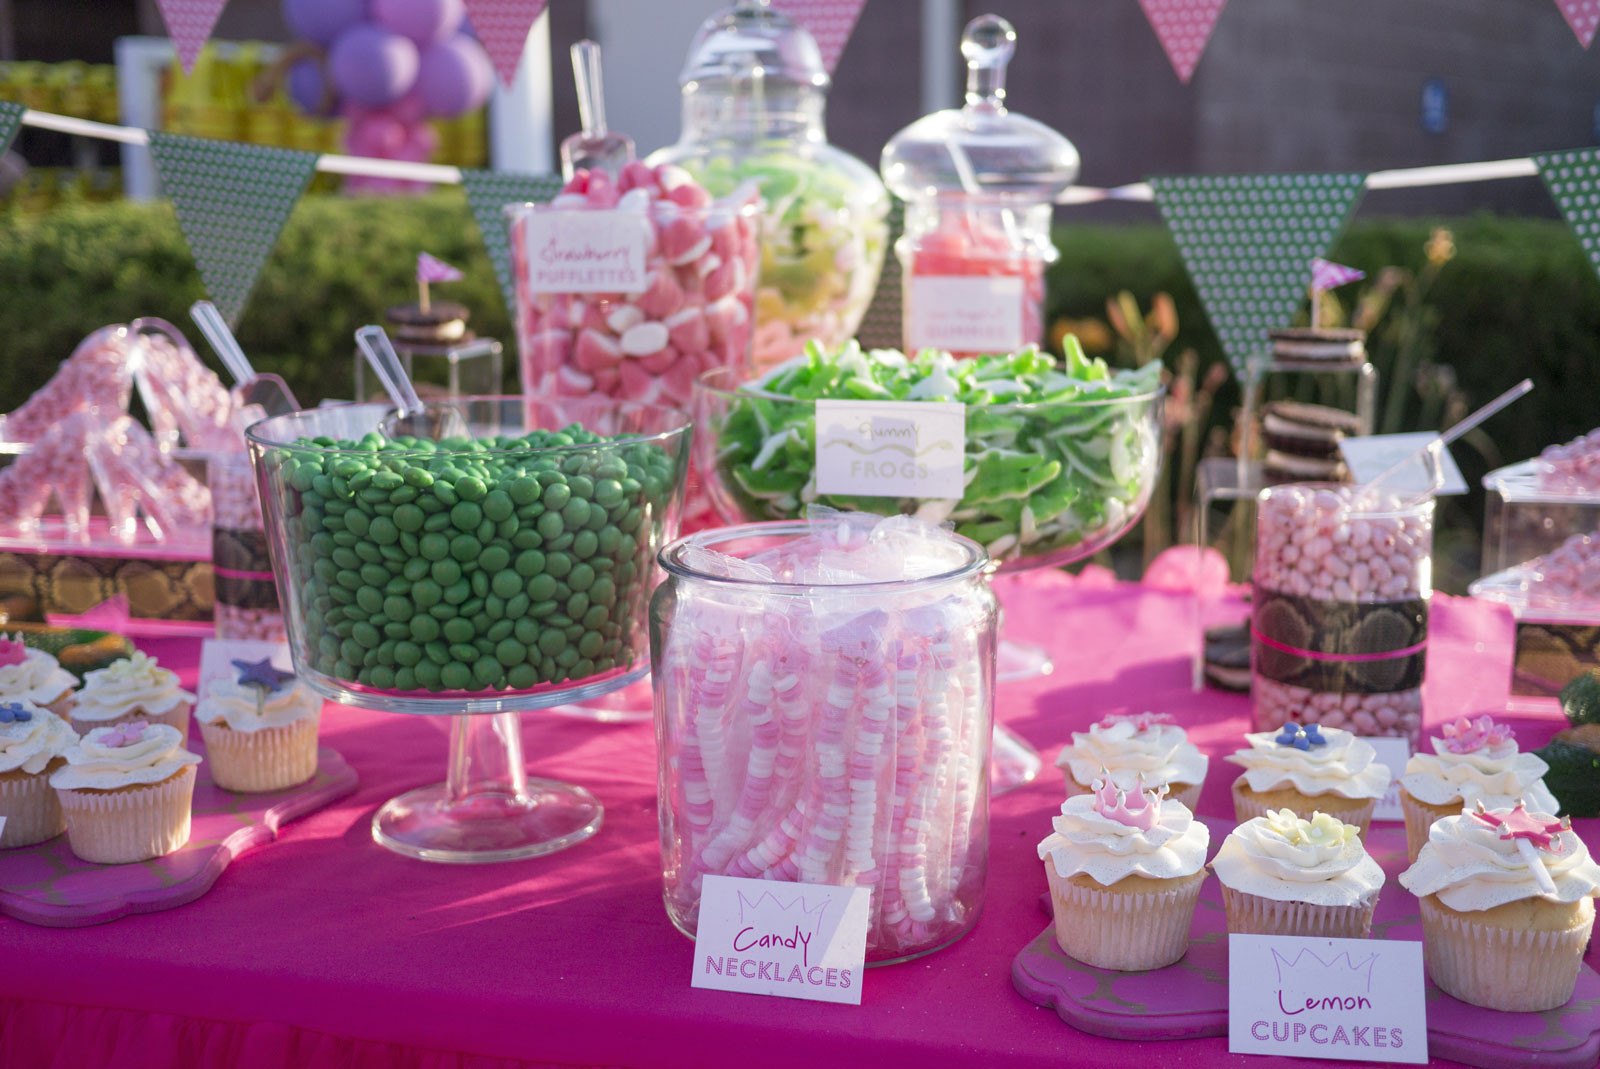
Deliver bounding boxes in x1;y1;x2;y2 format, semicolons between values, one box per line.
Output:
648;0;889;369
880;15;1078;358
650;515;997;963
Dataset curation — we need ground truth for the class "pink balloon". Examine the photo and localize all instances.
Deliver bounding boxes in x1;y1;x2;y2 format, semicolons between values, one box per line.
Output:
371;0;464;45
328;23;420;108
346;109;410;158
282;0;364;46
415;35;492;118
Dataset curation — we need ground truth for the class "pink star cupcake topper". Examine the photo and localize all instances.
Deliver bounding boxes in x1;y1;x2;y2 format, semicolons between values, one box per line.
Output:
1470;800;1570;896
1441;714;1513;755
101;720;149;748
1092;770;1165;831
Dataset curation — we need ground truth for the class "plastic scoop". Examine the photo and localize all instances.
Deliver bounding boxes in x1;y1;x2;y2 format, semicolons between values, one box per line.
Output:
354;325;469;441
1358;378;1533;500
189;301;300;418
560;39;634;180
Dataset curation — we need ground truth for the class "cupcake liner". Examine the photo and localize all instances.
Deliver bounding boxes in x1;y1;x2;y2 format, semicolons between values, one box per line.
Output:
1044;863;1205;971
199;715;319;792
1220;883;1376;938
1399;790;1462;862
71;701;192;739
43;694;75;719
1418;895;1593;1012
1231;778;1377;839
55;765;195;864
1066;773;1202;814
0;764;65;847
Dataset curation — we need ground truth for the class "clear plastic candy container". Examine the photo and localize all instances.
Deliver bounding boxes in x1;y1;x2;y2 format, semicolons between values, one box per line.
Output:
880;15;1078;358
648;0;889;369
650;514;997;963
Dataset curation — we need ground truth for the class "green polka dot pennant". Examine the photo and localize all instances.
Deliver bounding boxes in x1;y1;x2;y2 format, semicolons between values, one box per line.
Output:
460;168;564;317
1535;148;1600;285
855;197;905;351
1150;171;1367;377
147;132;319;328
0;101;22;160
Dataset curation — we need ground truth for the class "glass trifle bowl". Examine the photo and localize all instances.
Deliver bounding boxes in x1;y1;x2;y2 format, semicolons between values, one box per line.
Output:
246;396;691;861
693;342;1165;790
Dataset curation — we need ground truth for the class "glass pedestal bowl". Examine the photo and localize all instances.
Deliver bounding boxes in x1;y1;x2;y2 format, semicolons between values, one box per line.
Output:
246;397;691;862
694;366;1165;792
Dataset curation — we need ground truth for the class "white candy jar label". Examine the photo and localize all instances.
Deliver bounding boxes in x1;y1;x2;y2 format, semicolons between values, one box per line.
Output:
814;400;965;499
905;276;1025;353
520;210;648;293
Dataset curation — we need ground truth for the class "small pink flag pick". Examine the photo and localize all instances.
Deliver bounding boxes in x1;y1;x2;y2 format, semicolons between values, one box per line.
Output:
1137;0;1228;84
416;252;463;314
1311;257;1366;293
1556;0;1600;48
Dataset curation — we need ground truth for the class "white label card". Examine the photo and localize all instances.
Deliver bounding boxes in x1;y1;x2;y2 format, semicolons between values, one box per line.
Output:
0;816;6;840
1364;736;1411;822
690;875;870;1005
814;400;966;499
1229;934;1427;1063
520;210;648;293
1338;433;1468;496
198;638;295;695
907;276;1026;352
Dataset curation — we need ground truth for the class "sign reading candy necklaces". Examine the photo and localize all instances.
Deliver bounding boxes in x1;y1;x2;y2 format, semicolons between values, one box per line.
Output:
520;210;647;293
907;276;1025;353
814;400;965;499
1228;935;1426;1063
691;875;870;1005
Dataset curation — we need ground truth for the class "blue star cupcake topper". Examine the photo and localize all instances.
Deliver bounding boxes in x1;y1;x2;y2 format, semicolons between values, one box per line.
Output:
232;658;295;693
1275;723;1326;751
0;701;33;724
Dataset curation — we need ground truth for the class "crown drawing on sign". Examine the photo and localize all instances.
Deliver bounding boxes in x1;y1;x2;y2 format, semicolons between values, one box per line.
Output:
1091;771;1165;831
1270;948;1379;992
735;889;830;940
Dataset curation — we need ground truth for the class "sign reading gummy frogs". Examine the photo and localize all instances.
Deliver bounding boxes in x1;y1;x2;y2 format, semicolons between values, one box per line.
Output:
814;400;965;499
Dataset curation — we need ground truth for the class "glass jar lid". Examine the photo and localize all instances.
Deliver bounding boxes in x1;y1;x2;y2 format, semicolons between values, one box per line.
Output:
679;0;828;93
880;14;1080;202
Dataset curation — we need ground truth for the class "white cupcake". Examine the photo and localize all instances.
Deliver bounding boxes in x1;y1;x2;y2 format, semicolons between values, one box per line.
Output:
1226;724;1390;837
0;633;78;717
1398;715;1558;861
1211;809;1385;938
1037;777;1211;970
70;651;195;737
0;699;78;847
196;657;321;792
1055;712;1210;812
50;720;202;864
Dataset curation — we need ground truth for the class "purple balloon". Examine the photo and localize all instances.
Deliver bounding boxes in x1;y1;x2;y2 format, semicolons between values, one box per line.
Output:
282;0;366;47
328;23;421;108
416;35;492;118
286;57;335;116
372;0;465;45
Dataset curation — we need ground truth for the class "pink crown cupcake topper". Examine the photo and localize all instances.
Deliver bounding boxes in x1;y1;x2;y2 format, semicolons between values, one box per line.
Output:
101;719;149;748
1091;771;1165;831
1441;714;1513;754
0;635;27;668
1470;799;1570;896
1098;711;1173;732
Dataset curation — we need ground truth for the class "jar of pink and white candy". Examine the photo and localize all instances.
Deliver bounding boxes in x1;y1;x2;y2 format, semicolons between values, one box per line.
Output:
650;513;997;963
1251;484;1434;748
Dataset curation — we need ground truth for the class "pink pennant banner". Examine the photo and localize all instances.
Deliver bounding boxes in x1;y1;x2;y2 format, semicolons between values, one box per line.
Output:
1556;0;1600;47
417;252;464;284
1137;0;1228;84
156;0;230;75
769;0;867;75
463;0;552;86
1310;257;1365;293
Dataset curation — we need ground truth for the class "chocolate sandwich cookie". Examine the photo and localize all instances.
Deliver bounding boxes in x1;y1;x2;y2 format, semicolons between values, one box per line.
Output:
1264;450;1347;484
1204;623;1252;691
1269;327;1366;364
1262;401;1362;457
385;301;472;345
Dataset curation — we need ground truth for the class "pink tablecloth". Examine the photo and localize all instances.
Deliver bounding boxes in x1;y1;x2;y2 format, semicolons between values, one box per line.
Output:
0;576;1589;1069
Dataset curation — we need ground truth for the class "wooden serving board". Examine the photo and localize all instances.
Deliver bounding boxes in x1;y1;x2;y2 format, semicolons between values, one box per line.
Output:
0;744;356;926
1012;822;1600;1068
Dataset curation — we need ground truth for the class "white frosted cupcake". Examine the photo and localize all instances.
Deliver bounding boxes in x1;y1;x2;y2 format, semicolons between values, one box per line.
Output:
50;719;201;863
197;657;321;792
70;651;195;738
1037;776;1211;970
1211;809;1385;938
1226;724;1390;837
0;633;78;717
1401;802;1600;1012
1399;715;1559;861
1055;712;1210;812
0;699;78;847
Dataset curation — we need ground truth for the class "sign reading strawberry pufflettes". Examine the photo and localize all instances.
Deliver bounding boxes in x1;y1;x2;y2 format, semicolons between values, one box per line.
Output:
519;211;647;294
691;875;870;1004
1228;935;1427;1063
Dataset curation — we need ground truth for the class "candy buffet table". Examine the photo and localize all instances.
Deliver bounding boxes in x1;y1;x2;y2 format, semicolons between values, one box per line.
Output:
0;574;1591;1069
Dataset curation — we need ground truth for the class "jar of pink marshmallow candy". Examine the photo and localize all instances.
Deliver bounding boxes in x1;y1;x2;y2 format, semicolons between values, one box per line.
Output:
1251;483;1434;748
650;515;997;963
